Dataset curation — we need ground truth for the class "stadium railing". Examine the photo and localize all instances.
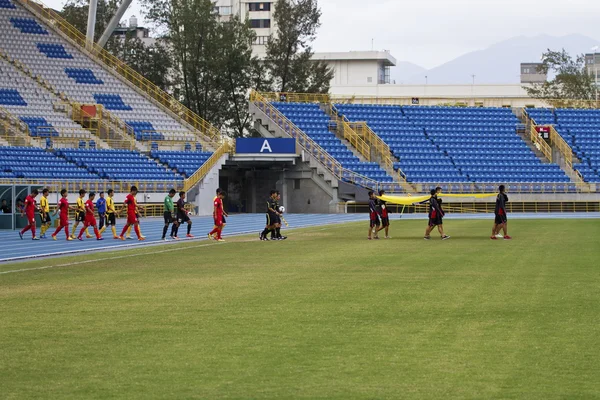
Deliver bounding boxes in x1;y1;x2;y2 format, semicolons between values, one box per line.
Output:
140;130;208;151
344;201;600;214
333;117;371;161
528;123;553;162
182;140;232;192
16;0;224;148
0;107;32;146
408;182;594;194
0;179;184;193
250;90;405;192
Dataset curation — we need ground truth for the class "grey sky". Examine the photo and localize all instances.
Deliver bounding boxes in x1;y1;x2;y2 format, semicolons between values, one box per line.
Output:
43;0;600;69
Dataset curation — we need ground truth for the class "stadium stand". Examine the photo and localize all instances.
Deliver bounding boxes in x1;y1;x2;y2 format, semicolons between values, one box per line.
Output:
271;102;395;182
150;150;213;178
336;104;570;184
0;57;96;139
0;0;195;141
335;104;467;183
0;146;100;179
54;148;183;181
528;108;600;183
402;106;570;183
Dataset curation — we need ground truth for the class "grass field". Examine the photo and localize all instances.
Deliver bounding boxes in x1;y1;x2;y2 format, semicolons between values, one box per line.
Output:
1;218;600;399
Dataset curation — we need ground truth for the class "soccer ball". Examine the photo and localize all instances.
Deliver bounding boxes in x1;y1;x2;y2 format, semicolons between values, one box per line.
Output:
278;206;285;213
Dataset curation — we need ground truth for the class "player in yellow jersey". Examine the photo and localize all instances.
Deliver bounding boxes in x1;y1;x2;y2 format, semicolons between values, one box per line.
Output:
101;189;120;239
71;189;92;239
39;188;52;239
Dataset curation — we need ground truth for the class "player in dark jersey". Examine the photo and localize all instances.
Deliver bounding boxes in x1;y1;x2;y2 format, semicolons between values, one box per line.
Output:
424;189;450;240
173;191;193;238
376;189;391;239
491;185;511;240
368;191;380;240
259;190;279;241
269;191;287;240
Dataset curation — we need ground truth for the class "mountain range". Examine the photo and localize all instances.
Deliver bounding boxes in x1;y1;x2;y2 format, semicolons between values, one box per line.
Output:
391;34;600;85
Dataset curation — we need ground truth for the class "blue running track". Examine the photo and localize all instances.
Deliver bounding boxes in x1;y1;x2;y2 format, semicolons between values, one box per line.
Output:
1;212;599;263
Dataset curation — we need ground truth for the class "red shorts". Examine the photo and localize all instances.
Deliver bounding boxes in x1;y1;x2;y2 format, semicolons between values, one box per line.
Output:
214;216;223;226
127;214;138;224
85;216;97;226
60;215;69;226
26;213;35;224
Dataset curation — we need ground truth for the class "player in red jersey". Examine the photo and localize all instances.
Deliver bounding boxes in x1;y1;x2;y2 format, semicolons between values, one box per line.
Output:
78;192;103;241
19;188;40;240
51;189;74;241
119;186;144;241
208;191;227;241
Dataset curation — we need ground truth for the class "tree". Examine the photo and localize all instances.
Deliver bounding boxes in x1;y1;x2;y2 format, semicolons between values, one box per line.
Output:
525;49;596;102
265;0;333;94
61;0;173;92
61;0;120;51
215;17;262;137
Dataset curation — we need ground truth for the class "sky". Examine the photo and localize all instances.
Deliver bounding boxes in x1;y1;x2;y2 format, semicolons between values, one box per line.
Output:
42;0;600;69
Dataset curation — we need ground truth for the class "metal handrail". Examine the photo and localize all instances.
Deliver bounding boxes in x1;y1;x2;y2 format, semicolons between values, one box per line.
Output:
250;90;383;190
16;0;223;147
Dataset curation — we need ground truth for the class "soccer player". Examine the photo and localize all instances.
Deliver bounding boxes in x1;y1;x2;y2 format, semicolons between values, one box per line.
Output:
78;192;103;241
376;189;391;239
96;191;107;233
51;189;73;241
174;191;193;238
271;191;286;240
103;189;118;239
162;189;178;241
367;191;380;240
491;185;511;240
119;186;144;241
39;188;51;239
208;190;227;241
19;188;40;240
71;189;92;239
259;190;279;241
424;189;450;240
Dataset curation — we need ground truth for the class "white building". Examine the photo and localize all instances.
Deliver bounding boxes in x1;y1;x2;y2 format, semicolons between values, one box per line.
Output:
585;52;600;89
214;1;276;58
112;16;156;47
312;51;396;86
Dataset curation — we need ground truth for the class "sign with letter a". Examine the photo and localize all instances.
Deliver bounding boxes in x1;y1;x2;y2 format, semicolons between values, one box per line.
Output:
235;138;296;154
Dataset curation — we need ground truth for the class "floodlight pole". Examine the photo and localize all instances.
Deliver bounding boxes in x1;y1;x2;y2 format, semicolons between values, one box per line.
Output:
85;0;98;50
97;0;134;49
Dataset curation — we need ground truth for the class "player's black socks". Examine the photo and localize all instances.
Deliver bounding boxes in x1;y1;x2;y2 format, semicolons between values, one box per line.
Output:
276;227;281;238
270;228;276;239
171;225;178;237
187;224;192;235
162;225;168;239
261;228;269;238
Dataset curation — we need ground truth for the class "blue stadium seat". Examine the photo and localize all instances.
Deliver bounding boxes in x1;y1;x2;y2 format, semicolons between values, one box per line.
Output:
65;68;103;84
37;43;73;59
93;94;132;110
19;117;59;137
10;18;47;35
0;89;27;106
0;0;16;8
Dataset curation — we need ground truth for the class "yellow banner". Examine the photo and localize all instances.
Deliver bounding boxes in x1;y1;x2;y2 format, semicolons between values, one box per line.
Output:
378;193;496;206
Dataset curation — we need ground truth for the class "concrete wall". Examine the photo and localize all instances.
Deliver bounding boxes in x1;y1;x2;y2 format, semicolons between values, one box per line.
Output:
327;60;379;86
328;84;548;108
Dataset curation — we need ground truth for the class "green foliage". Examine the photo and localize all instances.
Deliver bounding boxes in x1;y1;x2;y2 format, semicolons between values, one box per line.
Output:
61;0;333;135
60;0;172;92
265;0;333;93
2;219;600;398
525;49;596;101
